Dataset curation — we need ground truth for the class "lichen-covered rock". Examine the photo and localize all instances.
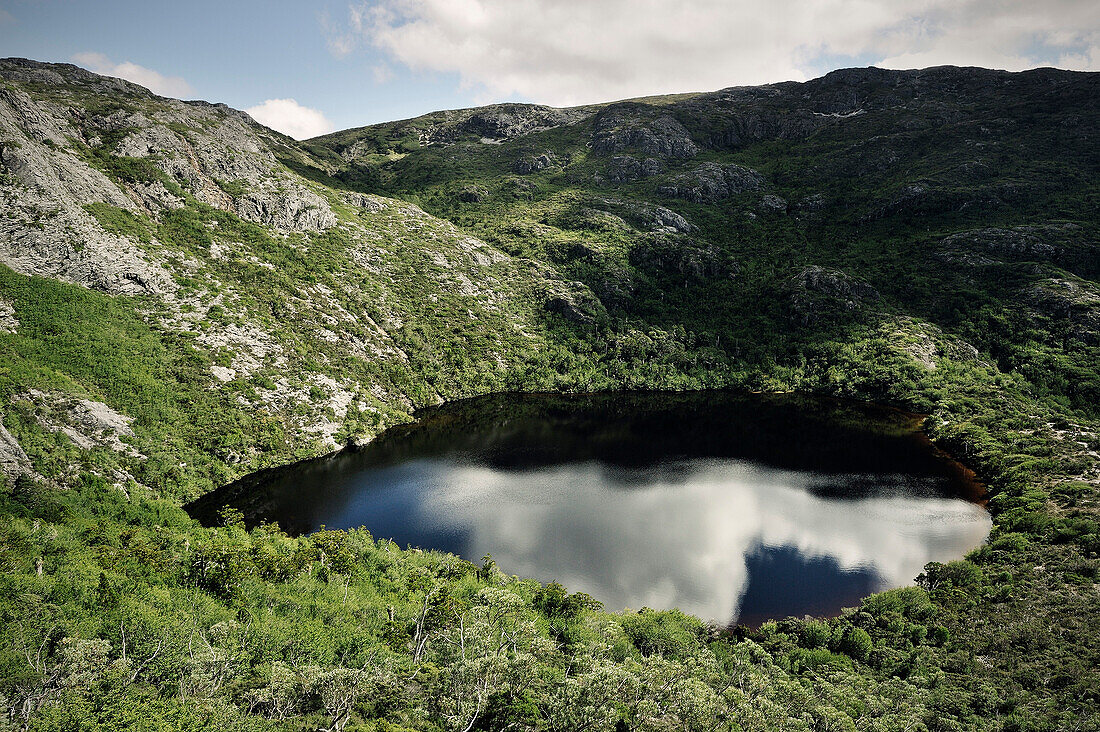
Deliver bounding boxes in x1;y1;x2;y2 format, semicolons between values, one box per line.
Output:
235;187;336;232
604;155;662;183
513;152;563;175
0;298;18;333
630;234;733;283
1027;277;1100;345
0;421;32;482
421;104;593;146
0;83;177;295
657;162;764;203
941;225;1074;261
787;266;880;325
17;389;142;456
759;194;788;213
652;207;693;234
341;192;386;211
591;104;698;159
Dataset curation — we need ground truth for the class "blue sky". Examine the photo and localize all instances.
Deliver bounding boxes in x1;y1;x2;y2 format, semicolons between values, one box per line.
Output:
0;0;476;132
2;0;1097;138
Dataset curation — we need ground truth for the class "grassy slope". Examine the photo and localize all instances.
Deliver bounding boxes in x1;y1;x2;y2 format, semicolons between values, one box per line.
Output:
1;65;1098;731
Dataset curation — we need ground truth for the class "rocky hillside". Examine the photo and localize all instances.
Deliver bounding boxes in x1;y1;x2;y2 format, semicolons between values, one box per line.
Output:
0;58;618;497
1;59;1099;731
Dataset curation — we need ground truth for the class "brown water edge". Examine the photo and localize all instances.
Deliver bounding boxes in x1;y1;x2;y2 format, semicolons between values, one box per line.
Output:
909;416;989;506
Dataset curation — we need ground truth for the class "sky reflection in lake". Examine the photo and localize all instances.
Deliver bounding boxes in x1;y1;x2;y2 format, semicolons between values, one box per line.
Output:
188;392;991;625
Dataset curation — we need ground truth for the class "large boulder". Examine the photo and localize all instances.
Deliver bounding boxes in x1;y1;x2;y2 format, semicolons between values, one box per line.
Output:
787;266;880;325
1027;277;1100;345
630;234;733;283
603;154;663;183
591;104;698;159
657;162;764;203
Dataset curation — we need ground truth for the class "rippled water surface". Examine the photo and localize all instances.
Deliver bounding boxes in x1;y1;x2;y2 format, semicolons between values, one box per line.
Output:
188;392;990;625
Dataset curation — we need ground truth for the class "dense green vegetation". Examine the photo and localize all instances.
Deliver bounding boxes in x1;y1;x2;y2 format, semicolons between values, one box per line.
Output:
1;63;1098;730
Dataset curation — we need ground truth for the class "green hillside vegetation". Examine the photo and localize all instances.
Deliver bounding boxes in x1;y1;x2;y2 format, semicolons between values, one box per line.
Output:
0;61;1098;730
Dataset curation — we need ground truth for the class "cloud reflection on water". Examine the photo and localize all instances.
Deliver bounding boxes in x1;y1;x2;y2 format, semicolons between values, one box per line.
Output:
408;458;991;624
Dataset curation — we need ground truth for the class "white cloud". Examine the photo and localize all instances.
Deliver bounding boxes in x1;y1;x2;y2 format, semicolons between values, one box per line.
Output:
327;0;1100;106
245;98;335;139
71;52;194;98
409;461;990;622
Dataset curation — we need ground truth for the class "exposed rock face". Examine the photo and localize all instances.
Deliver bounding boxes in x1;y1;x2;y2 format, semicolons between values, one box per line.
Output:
513;152;564;175
0;59;612;462
591;104;698;159
941;225;1073;261
341;192;385;211
323;103;594;155
573;197;693;236
0;56;339;302
235;189;336;232
885;318;984;371
1027;277;1100;345
630;234;732;283
17;389;142;456
0;422;32;482
657;162;764;203
431;105;591;144
0;84;176;295
0;298;18;333
652;207;693;234
759;194;788;213
604;154;662;183
456;185;488;203
787;266;880;325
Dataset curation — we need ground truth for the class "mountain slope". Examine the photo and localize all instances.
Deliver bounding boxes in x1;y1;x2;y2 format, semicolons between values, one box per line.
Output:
302;65;1100;415
0;59;1098;731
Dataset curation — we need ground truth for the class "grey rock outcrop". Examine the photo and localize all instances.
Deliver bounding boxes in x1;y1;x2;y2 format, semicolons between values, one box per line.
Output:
0;83;176;295
657;162;764;203
652;207;693;234
0;56;343;303
604;155;662;183
941;225;1072;261
342;192;385;211
235;189;336;231
0;298;18;333
430;105;593;145
759;194;788;214
787;266;880;325
630;234;732;283
591;104;698;159
17;389;142;456
513;152;564;175
0;422;32;482
1027;277;1100;345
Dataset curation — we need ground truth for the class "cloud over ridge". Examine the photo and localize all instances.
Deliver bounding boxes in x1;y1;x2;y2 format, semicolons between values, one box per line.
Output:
328;0;1100;106
245;98;335;140
71;52;195;98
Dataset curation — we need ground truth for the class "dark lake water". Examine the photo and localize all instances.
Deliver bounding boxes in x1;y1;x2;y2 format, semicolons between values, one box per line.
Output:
187;391;991;626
